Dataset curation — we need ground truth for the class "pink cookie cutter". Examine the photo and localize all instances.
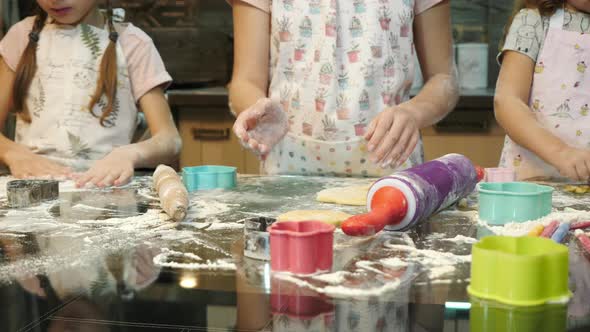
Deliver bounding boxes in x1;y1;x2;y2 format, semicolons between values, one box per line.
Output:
484;168;516;183
269;221;335;275
271;277;334;319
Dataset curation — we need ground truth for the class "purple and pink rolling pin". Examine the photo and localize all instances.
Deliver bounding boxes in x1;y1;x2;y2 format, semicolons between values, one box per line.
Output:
342;154;481;235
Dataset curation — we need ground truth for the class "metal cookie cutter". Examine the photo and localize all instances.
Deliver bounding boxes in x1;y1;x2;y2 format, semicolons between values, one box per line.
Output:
243;217;276;261
7;180;59;208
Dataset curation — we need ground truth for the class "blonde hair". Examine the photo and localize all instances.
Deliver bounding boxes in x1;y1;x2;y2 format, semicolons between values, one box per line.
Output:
12;0;119;127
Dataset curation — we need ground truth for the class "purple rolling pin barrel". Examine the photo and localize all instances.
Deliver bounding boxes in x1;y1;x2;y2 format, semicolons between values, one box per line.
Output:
374;154;478;231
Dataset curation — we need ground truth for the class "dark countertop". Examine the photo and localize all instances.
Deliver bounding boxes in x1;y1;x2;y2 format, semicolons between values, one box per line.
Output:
167;87;495;111
0;175;589;331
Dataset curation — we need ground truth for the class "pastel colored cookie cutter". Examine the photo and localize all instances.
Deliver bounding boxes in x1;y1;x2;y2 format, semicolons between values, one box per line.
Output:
7;180;59;208
483;168;516;183
182;165;237;192
269;221;335;275
468;236;571;306
243;217;276;261
470;297;567;332
271;276;334;319
478;182;553;225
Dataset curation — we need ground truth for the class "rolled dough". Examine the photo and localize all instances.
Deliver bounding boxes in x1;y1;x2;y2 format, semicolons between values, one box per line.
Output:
277;210;352;226
316;184;371;206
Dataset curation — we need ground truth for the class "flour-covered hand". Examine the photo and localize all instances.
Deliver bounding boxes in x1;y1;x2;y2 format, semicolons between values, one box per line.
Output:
365;105;420;168
233;98;289;159
74;147;136;188
4;149;72;179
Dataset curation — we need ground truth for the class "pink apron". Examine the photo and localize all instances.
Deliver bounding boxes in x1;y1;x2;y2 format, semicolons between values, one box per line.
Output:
500;9;590;180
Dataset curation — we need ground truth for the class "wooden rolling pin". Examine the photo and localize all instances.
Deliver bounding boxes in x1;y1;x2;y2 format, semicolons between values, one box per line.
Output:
153;165;189;222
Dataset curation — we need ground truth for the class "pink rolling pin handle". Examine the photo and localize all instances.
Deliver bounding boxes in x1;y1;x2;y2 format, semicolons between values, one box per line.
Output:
570;221;590;230
540;220;560;238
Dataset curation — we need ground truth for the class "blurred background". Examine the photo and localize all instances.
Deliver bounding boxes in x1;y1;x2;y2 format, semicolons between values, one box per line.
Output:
0;0;515;170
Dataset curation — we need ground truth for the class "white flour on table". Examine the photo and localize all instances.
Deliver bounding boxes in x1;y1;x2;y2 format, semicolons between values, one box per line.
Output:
480;208;590;237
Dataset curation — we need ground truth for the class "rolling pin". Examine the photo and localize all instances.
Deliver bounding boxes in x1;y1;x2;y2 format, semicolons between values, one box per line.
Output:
342;154;481;236
153;165;189;222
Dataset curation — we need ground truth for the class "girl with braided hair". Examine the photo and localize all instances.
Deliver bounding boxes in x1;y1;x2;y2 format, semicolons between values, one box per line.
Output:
0;0;181;187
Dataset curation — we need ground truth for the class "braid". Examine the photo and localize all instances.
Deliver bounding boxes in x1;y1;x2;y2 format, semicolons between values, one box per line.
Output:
88;0;119;127
12;8;48;122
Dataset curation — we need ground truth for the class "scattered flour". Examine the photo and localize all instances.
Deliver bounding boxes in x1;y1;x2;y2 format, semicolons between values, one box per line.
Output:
153;248;235;271
274;272;406;299
384;241;470;281
72;204;114;212
311;271;349;284
356;261;389;276
186;200;236;220
442;235;477;244
380;257;408;268
181;222;244;231
480;208;590;237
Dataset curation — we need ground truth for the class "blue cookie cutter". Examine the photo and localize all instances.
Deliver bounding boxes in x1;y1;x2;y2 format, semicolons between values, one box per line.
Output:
182;165;237;192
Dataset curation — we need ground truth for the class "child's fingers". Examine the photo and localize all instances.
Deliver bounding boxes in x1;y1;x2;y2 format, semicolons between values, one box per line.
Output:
381;127;412;168
99;173;118;188
114;169;134;187
90;171;111;188
368;117;392;155
233;120;249;142
395;132;419;169
258;144;269;155
364;118;378;141
76;171;96;188
249;139;260;152
373;120;404;165
576;162;590;182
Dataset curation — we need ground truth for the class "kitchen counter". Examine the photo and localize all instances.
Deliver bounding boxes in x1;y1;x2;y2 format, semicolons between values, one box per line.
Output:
1;175;589;331
167;87;495;111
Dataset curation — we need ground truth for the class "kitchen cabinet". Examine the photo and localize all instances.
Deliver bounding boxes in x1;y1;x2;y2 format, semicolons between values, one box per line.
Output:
421;117;505;168
170;88;260;174
420;90;504;167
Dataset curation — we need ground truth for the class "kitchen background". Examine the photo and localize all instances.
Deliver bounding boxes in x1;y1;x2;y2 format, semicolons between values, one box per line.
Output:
0;0;515;170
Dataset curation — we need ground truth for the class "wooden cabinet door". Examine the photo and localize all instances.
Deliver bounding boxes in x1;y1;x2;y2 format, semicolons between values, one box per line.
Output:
421;113;505;167
178;108;260;173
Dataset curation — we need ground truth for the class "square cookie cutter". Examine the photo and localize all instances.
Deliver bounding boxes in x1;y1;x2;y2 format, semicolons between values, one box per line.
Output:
7;180;59;208
243;217;276;261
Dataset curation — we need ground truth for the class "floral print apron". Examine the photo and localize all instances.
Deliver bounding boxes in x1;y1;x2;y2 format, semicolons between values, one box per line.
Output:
16;20;137;171
500;9;590;180
264;0;424;177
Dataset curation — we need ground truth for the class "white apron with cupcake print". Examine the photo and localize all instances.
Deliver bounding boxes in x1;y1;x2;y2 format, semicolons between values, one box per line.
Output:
263;0;424;177
499;9;590;180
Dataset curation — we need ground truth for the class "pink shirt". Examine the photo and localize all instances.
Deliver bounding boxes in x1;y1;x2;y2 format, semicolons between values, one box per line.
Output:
230;0;442;15
0;17;172;102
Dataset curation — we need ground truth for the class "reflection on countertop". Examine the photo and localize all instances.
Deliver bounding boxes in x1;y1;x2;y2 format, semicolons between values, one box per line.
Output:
0;175;589;331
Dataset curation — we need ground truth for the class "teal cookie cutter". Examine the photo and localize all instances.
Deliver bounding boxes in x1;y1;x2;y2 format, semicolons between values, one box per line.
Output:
182;165;237;192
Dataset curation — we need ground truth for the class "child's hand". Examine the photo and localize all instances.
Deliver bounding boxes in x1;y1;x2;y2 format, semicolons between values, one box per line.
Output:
365;106;420;168
74;148;136;188
552;146;590;182
4;149;72;179
233;98;289;159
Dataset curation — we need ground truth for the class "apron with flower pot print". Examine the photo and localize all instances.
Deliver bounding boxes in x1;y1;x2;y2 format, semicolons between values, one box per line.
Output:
500;9;590;180
15;20;137;172
264;0;425;177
